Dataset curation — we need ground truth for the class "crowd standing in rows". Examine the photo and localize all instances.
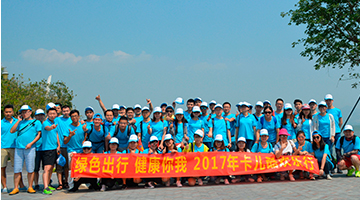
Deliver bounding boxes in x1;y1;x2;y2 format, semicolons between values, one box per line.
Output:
1;94;359;195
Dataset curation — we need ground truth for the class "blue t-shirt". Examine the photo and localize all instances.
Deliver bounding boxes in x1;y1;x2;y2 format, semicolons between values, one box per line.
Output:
281;118;298;140
122;149;140;154
112;115;120;123
251;142;273;153
236;114;257;140
142;148;162;154
86;124;107;143
165;147;182;153
211;148;229;152
327;108;342;133
1;117;18;149
295;141;312;153
335;136;360;155
256;116;281;143
184;111;192;122
301;119;311;140
41;119;59;151
317;114;331;138
309;144;333;168
114;126;136;148
64;123;86;153
134;115;144;126
209;117;231;145
16;119;42;149
223;113;236;141
150;121;165;141
173;122;187;144
136;120;151;149
187;118;205;143
275;112;283;122
200;115;212;143
55;116;72;148
104;151;121;154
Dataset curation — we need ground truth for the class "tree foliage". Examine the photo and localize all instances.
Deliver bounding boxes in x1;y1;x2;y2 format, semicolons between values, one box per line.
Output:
281;0;360;88
1;68;76;115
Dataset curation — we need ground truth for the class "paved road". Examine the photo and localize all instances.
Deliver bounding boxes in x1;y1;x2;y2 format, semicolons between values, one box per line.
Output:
1;161;359;200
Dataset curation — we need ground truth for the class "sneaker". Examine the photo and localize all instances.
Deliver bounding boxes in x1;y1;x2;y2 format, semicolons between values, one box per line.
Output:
2;188;8;194
326;174;332;180
120;184;127;190
355;170;360;177
309;173;315;180
337;168;343;174
9;188;19;195
146;182;155;189
100;185;106;192
48;186;56;191
347;168;355;176
19;186;27;192
43;187;52;195
27;187;36;193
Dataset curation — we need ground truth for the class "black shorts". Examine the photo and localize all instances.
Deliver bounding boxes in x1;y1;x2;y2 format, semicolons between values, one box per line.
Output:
42;149;57;166
34;151;44;172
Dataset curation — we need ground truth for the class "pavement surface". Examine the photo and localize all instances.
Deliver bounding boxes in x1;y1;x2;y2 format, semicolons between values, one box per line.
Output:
1;160;359;200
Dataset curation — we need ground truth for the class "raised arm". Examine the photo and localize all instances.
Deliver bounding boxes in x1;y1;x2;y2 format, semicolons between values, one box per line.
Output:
95;95;107;112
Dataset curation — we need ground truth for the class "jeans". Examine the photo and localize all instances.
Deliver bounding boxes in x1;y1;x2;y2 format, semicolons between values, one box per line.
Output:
323;138;334;160
334;133;341;164
317;159;333;175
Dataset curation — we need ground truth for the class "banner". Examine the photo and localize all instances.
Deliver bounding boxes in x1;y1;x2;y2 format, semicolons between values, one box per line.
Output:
71;152;319;178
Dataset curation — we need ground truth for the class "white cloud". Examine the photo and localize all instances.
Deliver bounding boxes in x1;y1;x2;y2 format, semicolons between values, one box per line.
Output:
21;48;152;66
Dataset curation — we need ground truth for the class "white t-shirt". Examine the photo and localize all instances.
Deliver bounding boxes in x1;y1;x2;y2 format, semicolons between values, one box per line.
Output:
274;140;295;155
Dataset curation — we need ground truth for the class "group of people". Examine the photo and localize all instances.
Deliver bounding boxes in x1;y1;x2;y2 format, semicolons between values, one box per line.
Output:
1;94;359;195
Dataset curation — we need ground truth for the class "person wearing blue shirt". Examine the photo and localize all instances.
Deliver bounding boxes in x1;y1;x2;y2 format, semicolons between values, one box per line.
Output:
186;106;205;144
41;108;60;195
251;129;273;183
100;137;121;192
294;131;314;180
33;109;46;191
64;110;86;154
253;101;264;125
9;105;41;195
148;107;167;150
84;113;107;153
325;94;343;173
296;104;314;142
54;105;72;190
106;116;136;152
168;108;188;146
136;107;152;150
200;102;212;149
280;103;298;141
235;102;257;149
83;106;94;125
309;99;318;116
209;104;231;149
336;125;360;177
162;134;182;187
1;105;26;194
223;102;236;151
293;99;303;119
211;134;230;185
184;99;195;122
309;131;333;180
256;106;280;146
275;98;284;121
121;135;142;190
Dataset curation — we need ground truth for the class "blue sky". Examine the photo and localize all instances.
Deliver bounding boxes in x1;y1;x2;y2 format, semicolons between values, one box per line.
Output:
2;0;360;126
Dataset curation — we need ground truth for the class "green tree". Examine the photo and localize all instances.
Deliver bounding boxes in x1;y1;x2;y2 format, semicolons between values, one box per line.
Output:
281;0;360;88
1;68;76;115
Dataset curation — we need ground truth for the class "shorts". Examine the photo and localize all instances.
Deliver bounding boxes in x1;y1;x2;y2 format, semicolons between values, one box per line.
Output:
42;149;57;166
14;147;36;173
1;148;15;168
340;154;360;168
56;148;69;173
34;151;44;172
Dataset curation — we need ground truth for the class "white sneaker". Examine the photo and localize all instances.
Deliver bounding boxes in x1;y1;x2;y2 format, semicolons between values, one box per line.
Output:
326;174;332;180
68;179;74;189
2;188;8;194
100;185;106;192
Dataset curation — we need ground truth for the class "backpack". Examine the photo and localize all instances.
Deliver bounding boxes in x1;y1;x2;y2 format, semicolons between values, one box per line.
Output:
260;116;277;128
113;124;133;140
253;114;259;121
339;135;358;149
257;142;271;153
86;124;106;142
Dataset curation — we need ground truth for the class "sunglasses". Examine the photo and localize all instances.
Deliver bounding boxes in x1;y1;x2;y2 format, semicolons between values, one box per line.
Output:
83;147;91;150
297;136;305;139
313;136;320;140
166;110;173;113
193;112;200;114
264;111;272;114
200;107;207;110
280;135;287;137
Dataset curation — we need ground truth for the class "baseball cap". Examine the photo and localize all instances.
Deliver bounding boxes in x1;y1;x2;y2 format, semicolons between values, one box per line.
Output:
46;103;56;111
284;103;293;110
175;108;184;115
82;141;92;148
200;102;208;108
160;102;168;107
256;101;264;107
93;113;103;120
344;125;353;131
194;97;203;102
119;105;126;109
302;104;310;110
237;137;246;143
166;105;174;111
324;94;333;100
35;109;45;115
109;137;119;144
164;134;174;141
142;106;150;112
308;99;317;104
192;106;201;113
312;130;322;137
318;101;327;107
263;100;271;105
112;104;120;110
153;107;162;113
209;100;217;105
150;136;159;142
85;106;94;112
214;134;223;142
134;104;141;109
259;129;268;136
128;135;138;143
175;97;184;105
214;104;223;109
19;105;32;112
194;129;204;137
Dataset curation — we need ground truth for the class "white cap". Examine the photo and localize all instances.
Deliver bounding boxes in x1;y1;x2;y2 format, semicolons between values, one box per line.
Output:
175;97;184;105
194;97;202;102
260;129;269;136
200;102;208;108
318;101;327;107
82;141;92;148
214;134;223;141
344;125;353;131
128;135;138;143
164;134;174;141
243;102;251;107
175;108;184;115
109;137;119;144
256;101;264;107
214;104;223;109
153;107;162;113
142;106;150;112
19;105;32;112
85;106;94;112
192;106;201;113
112;104;120;110
149;136;159;142
209;100;217;105
35;109;45;115
284;103;293;110
119;105;126;109
263;100;271;105
237;137;246;143
308;99;317;104
236;102;242;107
134;104;141;109
46;103;56;111
324;94;333;100
194;129;204;137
